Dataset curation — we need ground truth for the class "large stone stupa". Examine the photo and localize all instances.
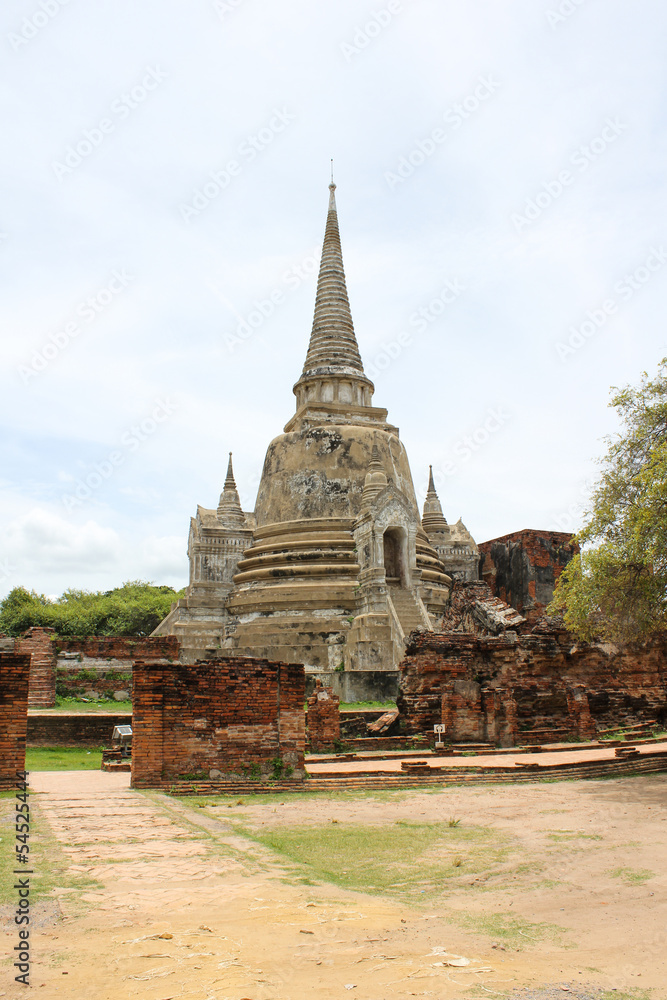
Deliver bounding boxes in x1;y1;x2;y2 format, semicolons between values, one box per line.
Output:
155;183;478;673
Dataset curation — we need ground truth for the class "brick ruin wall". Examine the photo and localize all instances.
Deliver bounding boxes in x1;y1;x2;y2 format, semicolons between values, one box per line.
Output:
131;656;305;787
53;636;180;701
6;634;181;707
307;680;340;750
479;530;578;620
27;713;132;747
398;625;667;745
0;652;30;789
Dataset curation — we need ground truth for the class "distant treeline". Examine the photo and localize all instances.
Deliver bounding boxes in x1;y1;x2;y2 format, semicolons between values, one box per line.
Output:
0;580;184;637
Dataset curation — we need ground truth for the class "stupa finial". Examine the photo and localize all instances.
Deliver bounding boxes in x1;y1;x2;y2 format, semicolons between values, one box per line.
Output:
422;465;448;536
217;451;246;527
299;182;365;377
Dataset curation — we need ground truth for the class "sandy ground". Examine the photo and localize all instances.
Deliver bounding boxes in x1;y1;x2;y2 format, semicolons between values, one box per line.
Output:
1;770;666;1000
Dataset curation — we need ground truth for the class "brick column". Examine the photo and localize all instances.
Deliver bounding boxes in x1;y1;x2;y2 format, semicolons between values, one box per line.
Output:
567;684;597;741
280;662;306;768
0;652;30;789
17;627;56;707
131;661;164;788
306;679;339;751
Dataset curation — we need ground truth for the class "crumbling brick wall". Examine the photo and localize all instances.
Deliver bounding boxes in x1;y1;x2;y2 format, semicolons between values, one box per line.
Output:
0;652;30;789
479;530;578;619
55;637;180;660
53;636;180;701
131;656;305;787
16;628;56;708
398;625;667;745
307;680;340;750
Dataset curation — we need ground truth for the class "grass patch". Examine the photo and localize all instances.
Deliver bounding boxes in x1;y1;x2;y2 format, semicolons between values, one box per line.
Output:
46;697;132;713
607;866;655;884
0;794;99;907
546;829;603;842
452;911;568;950
187;787;422;808
235;819;515;904
599;992;652;1000
26;747;103;771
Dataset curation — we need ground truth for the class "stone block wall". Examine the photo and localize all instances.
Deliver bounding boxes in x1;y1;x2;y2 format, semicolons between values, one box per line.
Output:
398;625;667;745
16;628;56;707
131;655;305;787
479;530;578;619
307;679;340;750
0;652;30;789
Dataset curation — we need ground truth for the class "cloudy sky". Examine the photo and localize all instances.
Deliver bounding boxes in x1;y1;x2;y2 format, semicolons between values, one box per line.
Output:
1;0;666;600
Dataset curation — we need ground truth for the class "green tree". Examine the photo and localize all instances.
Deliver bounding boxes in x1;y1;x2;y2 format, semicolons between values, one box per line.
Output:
549;359;667;643
0;581;184;638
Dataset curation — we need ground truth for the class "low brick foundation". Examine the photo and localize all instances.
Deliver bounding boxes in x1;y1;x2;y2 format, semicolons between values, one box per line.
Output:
131;655;305;787
27;712;132;746
0;652;30;789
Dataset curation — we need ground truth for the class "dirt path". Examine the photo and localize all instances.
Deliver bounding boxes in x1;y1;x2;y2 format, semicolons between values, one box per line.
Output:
2;771;665;999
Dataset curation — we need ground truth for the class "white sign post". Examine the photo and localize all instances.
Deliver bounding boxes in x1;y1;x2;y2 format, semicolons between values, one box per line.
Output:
433;724;446;751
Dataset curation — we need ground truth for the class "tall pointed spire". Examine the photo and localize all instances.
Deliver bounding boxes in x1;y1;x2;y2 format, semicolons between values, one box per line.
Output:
301;182;365;375
217;452;246;527
422;465;449;536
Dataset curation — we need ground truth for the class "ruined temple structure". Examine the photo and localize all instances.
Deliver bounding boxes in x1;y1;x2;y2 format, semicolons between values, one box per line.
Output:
479;529;578;623
398;581;667;746
155;182;474;672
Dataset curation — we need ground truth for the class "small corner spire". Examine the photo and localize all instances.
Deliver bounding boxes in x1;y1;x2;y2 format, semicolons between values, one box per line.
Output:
217;451;246;527
422;465;448;535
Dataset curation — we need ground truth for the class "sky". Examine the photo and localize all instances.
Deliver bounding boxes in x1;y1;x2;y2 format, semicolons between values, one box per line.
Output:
1;0;666;601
